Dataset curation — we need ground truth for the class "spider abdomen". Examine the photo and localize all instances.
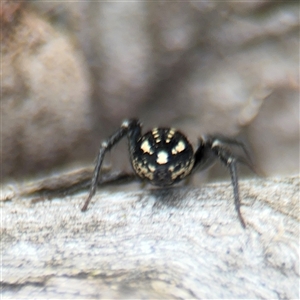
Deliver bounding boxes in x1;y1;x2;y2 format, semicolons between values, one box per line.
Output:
131;128;195;186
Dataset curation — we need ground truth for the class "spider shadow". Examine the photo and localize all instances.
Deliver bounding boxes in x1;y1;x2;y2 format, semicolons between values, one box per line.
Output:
147;186;193;211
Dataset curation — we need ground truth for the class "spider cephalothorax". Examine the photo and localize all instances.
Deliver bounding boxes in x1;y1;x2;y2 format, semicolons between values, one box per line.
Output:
82;119;254;228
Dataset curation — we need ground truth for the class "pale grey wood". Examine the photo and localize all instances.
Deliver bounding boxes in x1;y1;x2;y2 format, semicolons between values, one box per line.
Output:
1;175;299;299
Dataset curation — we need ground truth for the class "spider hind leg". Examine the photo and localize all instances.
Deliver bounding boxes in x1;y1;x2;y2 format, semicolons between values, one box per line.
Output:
81;119;141;211
194;136;253;228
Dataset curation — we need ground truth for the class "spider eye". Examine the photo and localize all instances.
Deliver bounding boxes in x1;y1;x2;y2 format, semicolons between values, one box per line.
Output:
131;128;194;185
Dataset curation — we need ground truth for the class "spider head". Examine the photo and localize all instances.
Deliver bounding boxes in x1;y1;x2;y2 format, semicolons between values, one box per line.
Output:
130;128;195;186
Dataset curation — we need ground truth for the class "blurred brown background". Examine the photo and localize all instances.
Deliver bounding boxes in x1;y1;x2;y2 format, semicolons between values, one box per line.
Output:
1;1;299;183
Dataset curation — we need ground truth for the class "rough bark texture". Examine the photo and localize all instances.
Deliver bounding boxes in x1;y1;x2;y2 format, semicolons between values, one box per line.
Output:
1;175;299;299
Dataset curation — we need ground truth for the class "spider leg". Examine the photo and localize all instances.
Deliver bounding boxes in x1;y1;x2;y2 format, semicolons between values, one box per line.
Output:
194;136;249;228
226;158;246;228
192;137;216;173
81;119;141;211
211;138;247;228
206;134;256;174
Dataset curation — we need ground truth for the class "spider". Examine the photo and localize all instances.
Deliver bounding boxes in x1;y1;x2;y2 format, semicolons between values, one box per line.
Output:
82;119;254;228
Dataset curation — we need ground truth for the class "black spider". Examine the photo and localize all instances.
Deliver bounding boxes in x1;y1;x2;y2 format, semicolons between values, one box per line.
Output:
82;119;254;228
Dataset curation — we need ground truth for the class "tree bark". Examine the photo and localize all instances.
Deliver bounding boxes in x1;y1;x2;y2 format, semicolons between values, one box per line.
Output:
1;175;299;299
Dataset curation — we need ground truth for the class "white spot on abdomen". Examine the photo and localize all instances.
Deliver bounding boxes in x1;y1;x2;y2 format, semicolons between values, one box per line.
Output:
172;140;186;154
141;139;153;154
157;151;168;164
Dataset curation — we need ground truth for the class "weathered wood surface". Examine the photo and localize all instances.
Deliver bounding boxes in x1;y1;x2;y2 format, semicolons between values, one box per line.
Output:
1;175;299;299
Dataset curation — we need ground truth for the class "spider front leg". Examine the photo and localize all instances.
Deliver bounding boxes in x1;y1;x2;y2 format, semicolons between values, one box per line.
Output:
194;136;252;228
81;119;141;212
